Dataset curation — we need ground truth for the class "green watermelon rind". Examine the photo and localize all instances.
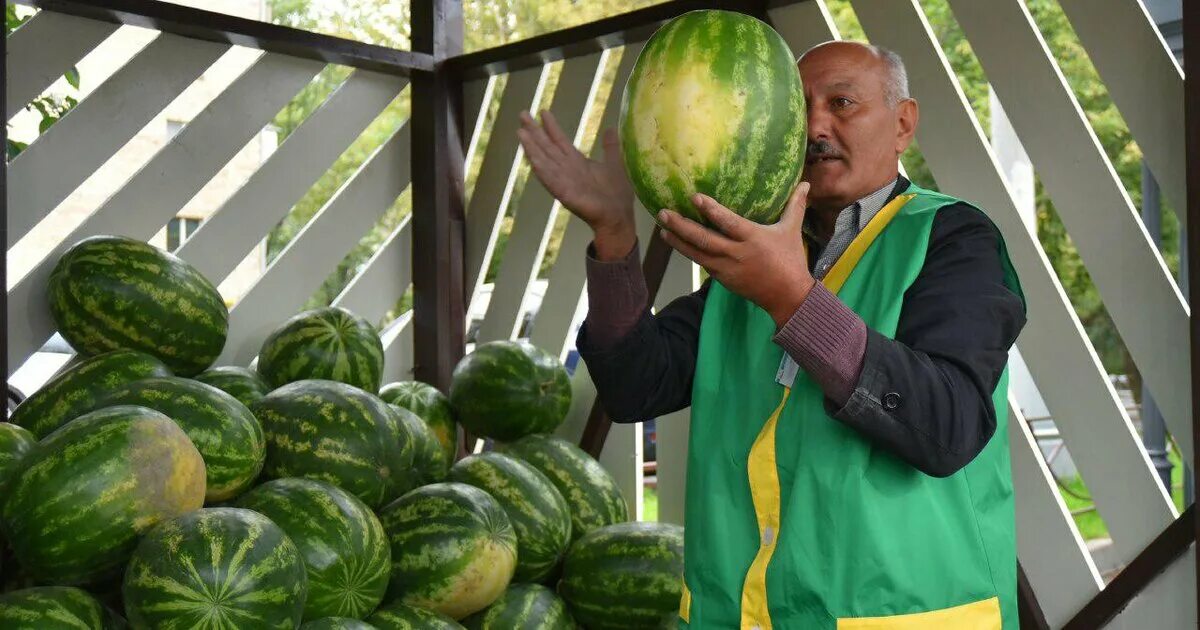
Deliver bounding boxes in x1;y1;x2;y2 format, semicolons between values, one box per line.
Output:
380;381;458;467
367;600;465;630
194;365;271;408
257;306;385;392
460;584;575;630
0;586;111;629
448;341;570;442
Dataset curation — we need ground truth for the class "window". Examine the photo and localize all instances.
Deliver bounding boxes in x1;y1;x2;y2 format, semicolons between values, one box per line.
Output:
167;217;201;252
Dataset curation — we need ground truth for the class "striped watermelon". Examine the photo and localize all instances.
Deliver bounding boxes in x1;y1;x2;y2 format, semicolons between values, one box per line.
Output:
95;376;265;502
257;307;384;392
9;349;172;438
378;482;516;619
123;507;308;628
195;365;271;408
448;453;571;582
448;341;570;441
0;406;205;585
391;405;448;484
367;600;465;629
558;522;685;630
299;619;377;630
47;235;229;376
236;478;391;621
461;584;575;630
380;381;457;466
499;435;628;542
619;10;806;226
0;586;118;630
0;423;36;485
252;380;417;508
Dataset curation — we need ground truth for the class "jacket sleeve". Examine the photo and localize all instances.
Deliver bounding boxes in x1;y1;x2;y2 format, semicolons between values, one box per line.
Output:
576;281;710;423
827;203;1026;477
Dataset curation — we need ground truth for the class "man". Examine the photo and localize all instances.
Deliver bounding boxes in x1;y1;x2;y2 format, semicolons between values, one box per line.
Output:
518;41;1025;629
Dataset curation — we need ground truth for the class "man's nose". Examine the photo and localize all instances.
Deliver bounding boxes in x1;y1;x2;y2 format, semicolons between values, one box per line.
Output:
806;104;833;138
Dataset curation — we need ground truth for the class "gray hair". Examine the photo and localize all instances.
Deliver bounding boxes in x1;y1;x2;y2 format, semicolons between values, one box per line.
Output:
870;44;910;107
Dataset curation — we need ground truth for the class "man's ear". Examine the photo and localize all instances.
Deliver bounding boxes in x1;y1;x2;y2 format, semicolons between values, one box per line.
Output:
896;98;919;154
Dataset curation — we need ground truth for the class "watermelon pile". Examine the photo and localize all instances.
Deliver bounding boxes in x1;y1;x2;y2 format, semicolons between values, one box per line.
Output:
0;11;787;624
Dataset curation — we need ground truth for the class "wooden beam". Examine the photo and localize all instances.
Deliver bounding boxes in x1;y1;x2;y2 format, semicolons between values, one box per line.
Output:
1063;507;1195;629
411;0;465;392
1017;561;1051;630
1186;0;1200;617
444;0;793;79
19;0;434;76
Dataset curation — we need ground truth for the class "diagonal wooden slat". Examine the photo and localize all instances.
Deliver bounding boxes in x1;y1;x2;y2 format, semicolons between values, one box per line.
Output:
6;53;324;377
463;65;550;305
219;123;412;366
332;216;412;326
767;0;841;52
849;0;1177;571
528;43;644;358
6;10;118;119
380;314;415;383
177;71;407;283
943;0;1192;496
475;51;606;344
9;34;228;247
1009;401;1103;627
1057;0;1186;225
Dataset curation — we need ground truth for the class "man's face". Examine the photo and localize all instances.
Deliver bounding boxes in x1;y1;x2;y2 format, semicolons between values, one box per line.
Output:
797;42;917;211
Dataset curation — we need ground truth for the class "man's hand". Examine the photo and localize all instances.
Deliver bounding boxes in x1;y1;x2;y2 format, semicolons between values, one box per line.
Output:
658;182;815;328
517;110;636;260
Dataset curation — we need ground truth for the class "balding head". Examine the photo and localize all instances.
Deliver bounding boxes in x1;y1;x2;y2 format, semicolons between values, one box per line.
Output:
800;41;910;108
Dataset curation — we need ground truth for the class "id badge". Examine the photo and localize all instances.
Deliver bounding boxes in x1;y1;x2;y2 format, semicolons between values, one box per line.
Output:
776;354;799;388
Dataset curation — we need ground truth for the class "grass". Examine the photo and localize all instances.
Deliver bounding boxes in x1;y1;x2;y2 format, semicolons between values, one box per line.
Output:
642;486;658;522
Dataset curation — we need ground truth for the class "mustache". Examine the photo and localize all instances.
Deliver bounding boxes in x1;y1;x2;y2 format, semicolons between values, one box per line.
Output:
806;140;844;160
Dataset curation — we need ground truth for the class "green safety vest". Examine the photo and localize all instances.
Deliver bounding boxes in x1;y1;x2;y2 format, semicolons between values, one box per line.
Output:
678;184;1023;629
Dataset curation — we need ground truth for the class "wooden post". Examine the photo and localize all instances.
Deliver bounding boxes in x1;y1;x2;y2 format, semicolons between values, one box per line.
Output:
411;0;466;393
1186;0;1200;617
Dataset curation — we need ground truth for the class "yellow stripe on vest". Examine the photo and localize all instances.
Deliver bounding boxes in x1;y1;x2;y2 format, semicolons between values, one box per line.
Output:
836;595;1002;629
680;580;692;623
738;193;916;629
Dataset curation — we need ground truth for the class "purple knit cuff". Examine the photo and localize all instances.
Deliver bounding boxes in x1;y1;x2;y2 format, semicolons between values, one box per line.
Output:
772;283;867;406
584;239;648;347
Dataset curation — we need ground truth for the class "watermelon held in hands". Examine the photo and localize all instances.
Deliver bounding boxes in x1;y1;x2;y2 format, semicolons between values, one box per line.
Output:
498;434;628;542
235;478;391;621
194;365;271;408
380;381;458;466
0;406;206;585
619;9;807;226
368;600;465;630
448;340;570;442
0;586;114;630
461;584;575;630
94;376;265;502
378;482;517;620
9;349;172;439
122;507;308;629
257;306;385;392
448;452;571;583
558;521;685;630
299;619;378;630
0;423;36;486
47;236;228;376
252;379;417;509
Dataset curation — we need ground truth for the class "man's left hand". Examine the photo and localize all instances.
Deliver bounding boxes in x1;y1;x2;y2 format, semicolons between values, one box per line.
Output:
658;181;816;329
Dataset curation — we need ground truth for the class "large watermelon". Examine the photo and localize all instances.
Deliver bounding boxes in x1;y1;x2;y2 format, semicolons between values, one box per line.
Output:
299;619;377;630
123;507;308;628
9;349;172;438
0;423;36;485
619;10;806;226
47;236;228;376
195;365;271;408
448;453;571;582
0;586;123;630
461;584;574;630
378;482;516;619
252;380;416;508
94;376;264;502
499;435;628;542
367;600;465;630
257;307;384;392
380;381;457;465
558;522;685;630
0;406;205;584
391;404;448;484
448;341;570;441
236;478;391;621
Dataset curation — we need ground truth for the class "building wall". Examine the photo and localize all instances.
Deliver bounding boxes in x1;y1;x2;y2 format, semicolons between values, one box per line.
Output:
8;0;275;307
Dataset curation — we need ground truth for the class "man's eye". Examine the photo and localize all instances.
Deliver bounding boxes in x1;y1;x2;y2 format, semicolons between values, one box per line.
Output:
832;97;853;109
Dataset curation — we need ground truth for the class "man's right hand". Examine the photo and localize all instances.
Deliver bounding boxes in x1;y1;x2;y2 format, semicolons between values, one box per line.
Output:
517;110;637;261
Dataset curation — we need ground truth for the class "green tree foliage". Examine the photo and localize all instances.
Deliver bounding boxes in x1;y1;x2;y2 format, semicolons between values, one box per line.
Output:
6;4;80;159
